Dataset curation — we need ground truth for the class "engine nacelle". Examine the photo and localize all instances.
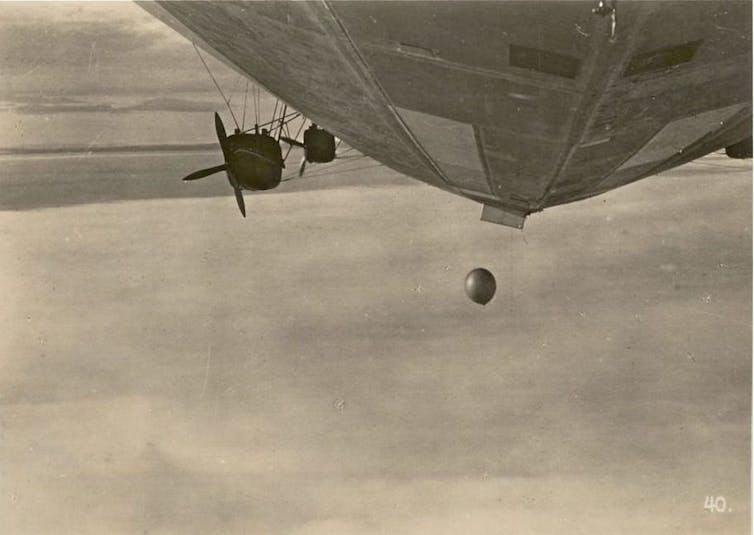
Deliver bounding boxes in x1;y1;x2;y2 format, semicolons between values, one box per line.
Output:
725;136;752;159
303;124;336;163
228;132;284;190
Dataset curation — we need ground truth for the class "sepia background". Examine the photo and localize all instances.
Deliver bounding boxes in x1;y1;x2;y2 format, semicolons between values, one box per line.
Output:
1;3;750;534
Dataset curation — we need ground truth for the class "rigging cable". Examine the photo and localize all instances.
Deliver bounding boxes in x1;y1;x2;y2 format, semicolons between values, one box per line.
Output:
192;42;240;130
282;118;307;162
280;145;374;181
276;105;287;141
226;74;244;108
241;80;249;131
282;162;384;182
242;111;300;134
253;84;259;126
270;99;279;132
257;86;262;127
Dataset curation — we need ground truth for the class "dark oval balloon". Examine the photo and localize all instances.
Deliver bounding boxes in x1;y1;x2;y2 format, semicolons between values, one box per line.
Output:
465;268;496;305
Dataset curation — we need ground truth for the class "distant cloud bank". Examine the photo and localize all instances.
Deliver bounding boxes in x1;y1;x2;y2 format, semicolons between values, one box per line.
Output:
10;97;222;115
0;2;239;99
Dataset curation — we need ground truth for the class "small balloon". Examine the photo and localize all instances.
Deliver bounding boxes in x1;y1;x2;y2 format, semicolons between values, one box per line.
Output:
465;268;496;305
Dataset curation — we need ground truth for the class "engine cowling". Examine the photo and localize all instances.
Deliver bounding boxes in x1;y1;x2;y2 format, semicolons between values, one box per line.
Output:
228;133;284;190
725;136;752;159
303;125;336;163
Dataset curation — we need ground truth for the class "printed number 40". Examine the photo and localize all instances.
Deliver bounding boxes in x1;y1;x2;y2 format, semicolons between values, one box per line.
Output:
704;496;730;513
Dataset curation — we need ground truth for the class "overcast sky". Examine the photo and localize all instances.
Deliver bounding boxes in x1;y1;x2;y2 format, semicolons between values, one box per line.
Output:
0;2;271;148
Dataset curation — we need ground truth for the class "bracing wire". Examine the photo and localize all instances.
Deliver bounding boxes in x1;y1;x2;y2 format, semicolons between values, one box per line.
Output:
281;161;384;182
270;99;279;132
253;85;259;126
280;144;373;181
242;111;300;134
271;107;297;137
226;74;244;107
193;42;240;130
241;80;249;130
283;117;307;162
276;105;287;141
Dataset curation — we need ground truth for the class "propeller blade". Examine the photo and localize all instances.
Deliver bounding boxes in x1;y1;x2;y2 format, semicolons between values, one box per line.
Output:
215;112;227;143
215;112;230;161
233;188;246;217
298;156;307;177
182;163;227;181
280;136;305;148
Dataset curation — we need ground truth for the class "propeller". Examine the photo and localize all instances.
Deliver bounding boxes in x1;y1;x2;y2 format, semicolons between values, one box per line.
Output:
181;112;247;217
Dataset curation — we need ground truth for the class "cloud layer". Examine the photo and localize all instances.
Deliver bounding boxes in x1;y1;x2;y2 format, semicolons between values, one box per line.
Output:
10;97;223;115
0;2;238;99
0;154;750;533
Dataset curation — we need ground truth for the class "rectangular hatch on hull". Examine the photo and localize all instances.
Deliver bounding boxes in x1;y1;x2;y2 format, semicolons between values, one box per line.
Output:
509;45;581;79
395;107;492;195
623;40;702;77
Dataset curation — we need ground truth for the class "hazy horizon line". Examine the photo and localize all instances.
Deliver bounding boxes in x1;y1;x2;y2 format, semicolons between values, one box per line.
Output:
0;142;220;156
